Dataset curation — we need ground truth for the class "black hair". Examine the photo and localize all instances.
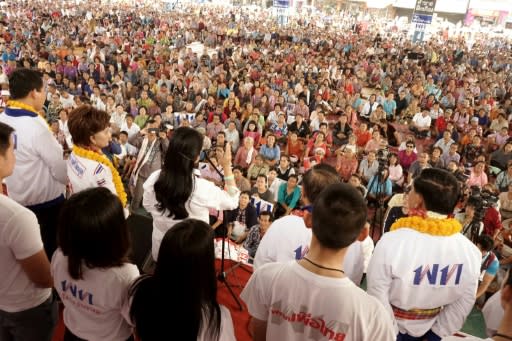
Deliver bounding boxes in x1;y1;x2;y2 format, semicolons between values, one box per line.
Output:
57;188;130;280
259;211;273;220
312;183;367;249
154;127;203;219
0;122;14;156
302;164;341;203
9;68;44;99
129;219;221;340
477;234;494;252
413;168;460;215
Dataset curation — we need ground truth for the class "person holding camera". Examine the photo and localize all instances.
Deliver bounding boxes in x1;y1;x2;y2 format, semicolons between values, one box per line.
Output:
367;167;393;207
129;121;169;211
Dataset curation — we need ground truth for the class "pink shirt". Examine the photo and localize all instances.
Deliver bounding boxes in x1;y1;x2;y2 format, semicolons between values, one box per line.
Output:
467;170;488;188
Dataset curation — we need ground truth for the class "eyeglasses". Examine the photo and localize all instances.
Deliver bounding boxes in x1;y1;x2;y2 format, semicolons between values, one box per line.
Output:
299;205;313;213
406;145;414;149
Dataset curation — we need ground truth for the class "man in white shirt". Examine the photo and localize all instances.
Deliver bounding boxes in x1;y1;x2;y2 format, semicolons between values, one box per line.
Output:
367;168;481;340
241;182;395;341
410;110;432;139
59;89;75;109
254;164;368;285
120;114;140;140
0;121;58;341
0;68;67;258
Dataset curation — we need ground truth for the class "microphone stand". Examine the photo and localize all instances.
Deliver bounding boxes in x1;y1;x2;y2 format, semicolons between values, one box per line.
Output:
203;152;243;311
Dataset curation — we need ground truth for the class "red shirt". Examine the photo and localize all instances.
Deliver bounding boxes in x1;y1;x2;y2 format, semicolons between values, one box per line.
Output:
483;207;502;237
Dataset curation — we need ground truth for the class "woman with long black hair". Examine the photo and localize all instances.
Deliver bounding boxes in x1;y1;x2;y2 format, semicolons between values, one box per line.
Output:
143;127;240;260
129;219;236;340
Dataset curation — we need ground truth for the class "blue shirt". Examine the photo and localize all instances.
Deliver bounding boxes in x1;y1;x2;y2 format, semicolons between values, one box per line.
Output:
367;176;392;197
483;252;499;276
277;183;301;209
259;144;280;163
382;100;396;117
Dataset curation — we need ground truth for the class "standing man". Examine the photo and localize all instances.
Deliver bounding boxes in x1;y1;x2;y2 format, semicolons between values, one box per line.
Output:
0;68;67;258
367;168;481;340
241;183;395;340
0;122;58;340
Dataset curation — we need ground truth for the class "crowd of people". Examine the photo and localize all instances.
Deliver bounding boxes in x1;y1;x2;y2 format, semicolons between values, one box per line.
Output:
1;0;512;340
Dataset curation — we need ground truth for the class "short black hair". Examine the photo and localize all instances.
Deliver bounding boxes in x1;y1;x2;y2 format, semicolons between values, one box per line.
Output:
259;211;273;220
9;68;44;99
477;234;494;252
302;164;340;203
0;122;14;156
312;183;367;249
413;168;460;215
57;187;130;280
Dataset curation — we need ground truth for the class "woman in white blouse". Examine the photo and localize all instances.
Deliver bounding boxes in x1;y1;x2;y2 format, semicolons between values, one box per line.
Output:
143;127;240;260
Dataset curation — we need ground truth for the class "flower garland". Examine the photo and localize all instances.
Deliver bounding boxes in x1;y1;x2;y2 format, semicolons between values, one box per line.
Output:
390;214;462;237
7;100;50;130
72;145;128;207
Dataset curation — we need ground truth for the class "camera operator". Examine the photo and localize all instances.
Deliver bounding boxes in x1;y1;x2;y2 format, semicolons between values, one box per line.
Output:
129;122;170;211
458;195;484;243
481;185;504;240
367;166;392;207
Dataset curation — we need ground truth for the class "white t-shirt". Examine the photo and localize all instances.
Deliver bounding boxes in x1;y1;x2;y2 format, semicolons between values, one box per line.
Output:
253;215;365;285
197;305;236;341
143;170;240;260
481;290;503;337
240;261;395;341
51;249;140;341
412;113;432;129
67;152;116;196
0;109;67;205
0;194;52;312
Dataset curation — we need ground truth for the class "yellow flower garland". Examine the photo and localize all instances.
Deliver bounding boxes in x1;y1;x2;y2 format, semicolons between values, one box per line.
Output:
390;216;462;236
7;100;50;130
72;145;128;207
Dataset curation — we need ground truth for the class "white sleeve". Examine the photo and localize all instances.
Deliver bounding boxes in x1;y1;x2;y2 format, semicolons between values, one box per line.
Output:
240;266;271;321
193;178;240;211
33;128;67;185
5;207;44;260
366;241;399;334
366;299;397;341
431;275;479;337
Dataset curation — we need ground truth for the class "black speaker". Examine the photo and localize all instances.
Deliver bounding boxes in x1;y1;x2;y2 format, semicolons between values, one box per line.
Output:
126;213;153;272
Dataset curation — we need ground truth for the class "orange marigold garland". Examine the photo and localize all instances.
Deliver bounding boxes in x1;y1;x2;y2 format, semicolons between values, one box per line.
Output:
390;216;462;236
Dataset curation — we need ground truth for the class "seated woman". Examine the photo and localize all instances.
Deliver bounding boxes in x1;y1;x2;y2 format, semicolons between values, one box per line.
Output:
129;219;236;341
234;136;257;170
274;174;301;219
388;153;404;191
304;131;328;158
225;191;258;242
366;167;393;206
259;134;281;167
467;161;488;188
67;105;127;208
243;120;261;146
52;188;139;341
336;147;358;182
